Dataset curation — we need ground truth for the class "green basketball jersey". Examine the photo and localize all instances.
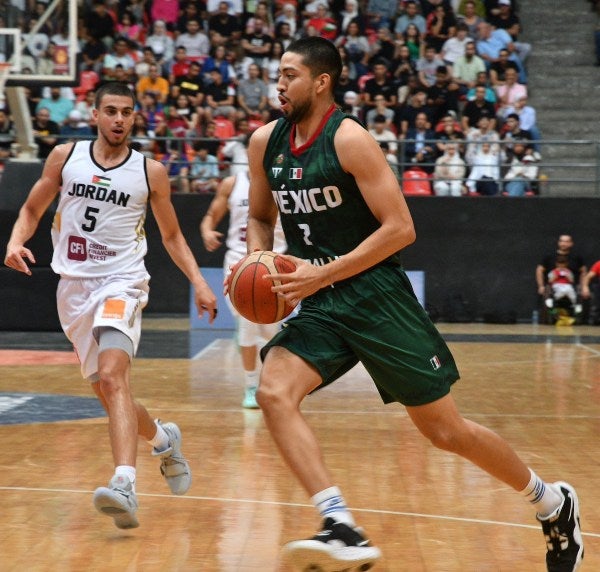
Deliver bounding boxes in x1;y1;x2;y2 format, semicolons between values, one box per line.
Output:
263;106;401;267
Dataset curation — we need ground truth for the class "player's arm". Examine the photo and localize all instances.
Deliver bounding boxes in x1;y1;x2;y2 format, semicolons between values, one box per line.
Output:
318;119;416;285
246;122;279;252
200;175;233;252
4;143;71;275
147;158;218;322
581;268;597;299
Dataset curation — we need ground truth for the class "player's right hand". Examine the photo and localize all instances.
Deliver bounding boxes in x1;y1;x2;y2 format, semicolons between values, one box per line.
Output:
202;229;224;252
4;245;36;275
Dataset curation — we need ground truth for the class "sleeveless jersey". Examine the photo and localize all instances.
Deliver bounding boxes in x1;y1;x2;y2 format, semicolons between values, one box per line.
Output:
51;141;150;278
227;170;286;256
263;107;401;267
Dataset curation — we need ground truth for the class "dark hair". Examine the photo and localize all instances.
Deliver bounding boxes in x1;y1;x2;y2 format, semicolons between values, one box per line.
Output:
95;82;136;108
285;37;342;88
506;113;520;121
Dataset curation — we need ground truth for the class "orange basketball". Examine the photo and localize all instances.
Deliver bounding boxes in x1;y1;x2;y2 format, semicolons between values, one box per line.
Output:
227;250;296;324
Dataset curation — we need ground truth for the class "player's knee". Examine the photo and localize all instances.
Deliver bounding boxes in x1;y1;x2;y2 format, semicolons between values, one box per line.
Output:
420;423;467;453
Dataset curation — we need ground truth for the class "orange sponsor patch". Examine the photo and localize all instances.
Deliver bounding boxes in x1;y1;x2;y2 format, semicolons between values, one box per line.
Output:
102;298;126;319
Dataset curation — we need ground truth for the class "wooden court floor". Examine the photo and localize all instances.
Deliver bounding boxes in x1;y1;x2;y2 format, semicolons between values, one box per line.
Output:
1;320;600;571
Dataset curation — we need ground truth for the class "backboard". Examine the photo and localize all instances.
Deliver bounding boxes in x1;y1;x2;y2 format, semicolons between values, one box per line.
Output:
1;0;78;87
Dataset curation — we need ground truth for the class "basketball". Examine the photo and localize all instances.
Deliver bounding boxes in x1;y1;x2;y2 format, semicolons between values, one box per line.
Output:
227;250;296;324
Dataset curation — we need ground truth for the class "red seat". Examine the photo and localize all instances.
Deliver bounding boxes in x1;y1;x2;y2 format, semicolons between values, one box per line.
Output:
402;169;433;195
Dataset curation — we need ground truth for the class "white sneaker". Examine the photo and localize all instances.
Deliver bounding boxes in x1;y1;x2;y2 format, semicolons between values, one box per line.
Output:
242;386;259;409
93;474;139;529
152;421;192;495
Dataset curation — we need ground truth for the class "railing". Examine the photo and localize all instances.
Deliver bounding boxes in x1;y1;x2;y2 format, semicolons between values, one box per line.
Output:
11;134;600;197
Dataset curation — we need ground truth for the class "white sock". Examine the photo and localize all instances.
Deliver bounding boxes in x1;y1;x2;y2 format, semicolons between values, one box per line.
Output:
115;465;136;490
520;468;563;518
311;486;355;527
244;370;259;389
147;419;170;452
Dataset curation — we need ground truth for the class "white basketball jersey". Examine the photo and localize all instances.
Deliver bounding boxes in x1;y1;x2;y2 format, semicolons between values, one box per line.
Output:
51;141;150;278
226;170;286;257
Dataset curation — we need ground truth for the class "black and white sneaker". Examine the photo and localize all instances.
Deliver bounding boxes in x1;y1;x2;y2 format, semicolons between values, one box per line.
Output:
282;517;381;571
537;482;584;572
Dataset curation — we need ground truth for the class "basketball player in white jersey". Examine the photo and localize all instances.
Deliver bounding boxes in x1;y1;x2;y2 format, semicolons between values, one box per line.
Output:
201;169;287;408
4;82;218;530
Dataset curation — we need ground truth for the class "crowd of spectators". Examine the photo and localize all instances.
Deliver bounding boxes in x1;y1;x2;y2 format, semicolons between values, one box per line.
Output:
0;0;541;195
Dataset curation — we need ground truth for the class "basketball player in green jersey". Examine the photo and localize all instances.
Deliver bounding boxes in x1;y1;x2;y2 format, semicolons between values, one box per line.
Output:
243;37;583;571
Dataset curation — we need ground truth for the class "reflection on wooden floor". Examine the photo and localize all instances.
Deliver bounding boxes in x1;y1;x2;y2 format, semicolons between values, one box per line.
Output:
1;322;600;571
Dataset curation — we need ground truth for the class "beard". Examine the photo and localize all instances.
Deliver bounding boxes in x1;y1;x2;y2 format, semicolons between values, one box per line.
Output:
282;97;312;124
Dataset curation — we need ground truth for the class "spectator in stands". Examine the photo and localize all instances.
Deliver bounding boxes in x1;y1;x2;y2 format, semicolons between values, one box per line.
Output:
368;26;396;66
242;16;274;66
404;111;436;172
176;3;206;37
488;0;531;65
465;110;500;166
305;3;338;41
334;20;371;77
32;107;60;159
426;64;460;126
59;109;94;142
83;1;115;49
162;144;191;193
434;113;465;157
36;87;74;125
416;44;445;88
222;128;250;175
503;142;539;196
135;48;159;81
441;22;472;71
401;23;424;63
174;60;205;107
465;141;501;195
394;0;427;39
203;45;237;85
204;68;237;122
425;4;457;54
0;108;15;167
362;59;398;114
145;20;176;75
466;70;496;102
398;89;432;138
366;0;396;31
246;1;276;37
461;84;497;130
116;12;142;48
337;0;365;37
333;63;360;105
502;95;540;147
131;112;156;158
452;40;486;96
500;111;533;162
236;62;269;121
80;30;108;76
275;3;299;38
102;37;137;83
209;1;243;47
137;63;170;104
207;0;243;17
262;40;285;83
341;90;362;118
391;46;418;103
199;119;222;156
177;19;211;61
165;93;199;137
433;142;466;196
368;114;398;154
168;46;191;84
365;95;395;129
476;20;526;83
190;142;220;193
495;67;527;115
150;0;180;32
136;92;166;134
74;89;98;132
457;0;484;40
488;47;520;86
420;0;455;18
544;253;579;325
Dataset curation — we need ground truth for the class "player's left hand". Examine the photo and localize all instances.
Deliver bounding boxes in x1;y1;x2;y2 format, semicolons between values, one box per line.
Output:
267;255;326;308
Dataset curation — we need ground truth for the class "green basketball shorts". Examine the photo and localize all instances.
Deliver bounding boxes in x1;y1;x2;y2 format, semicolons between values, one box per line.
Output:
261;264;460;406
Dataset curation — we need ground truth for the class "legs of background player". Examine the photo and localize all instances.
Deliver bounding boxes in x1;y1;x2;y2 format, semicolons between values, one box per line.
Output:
240;344;260;409
258;346;583;571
